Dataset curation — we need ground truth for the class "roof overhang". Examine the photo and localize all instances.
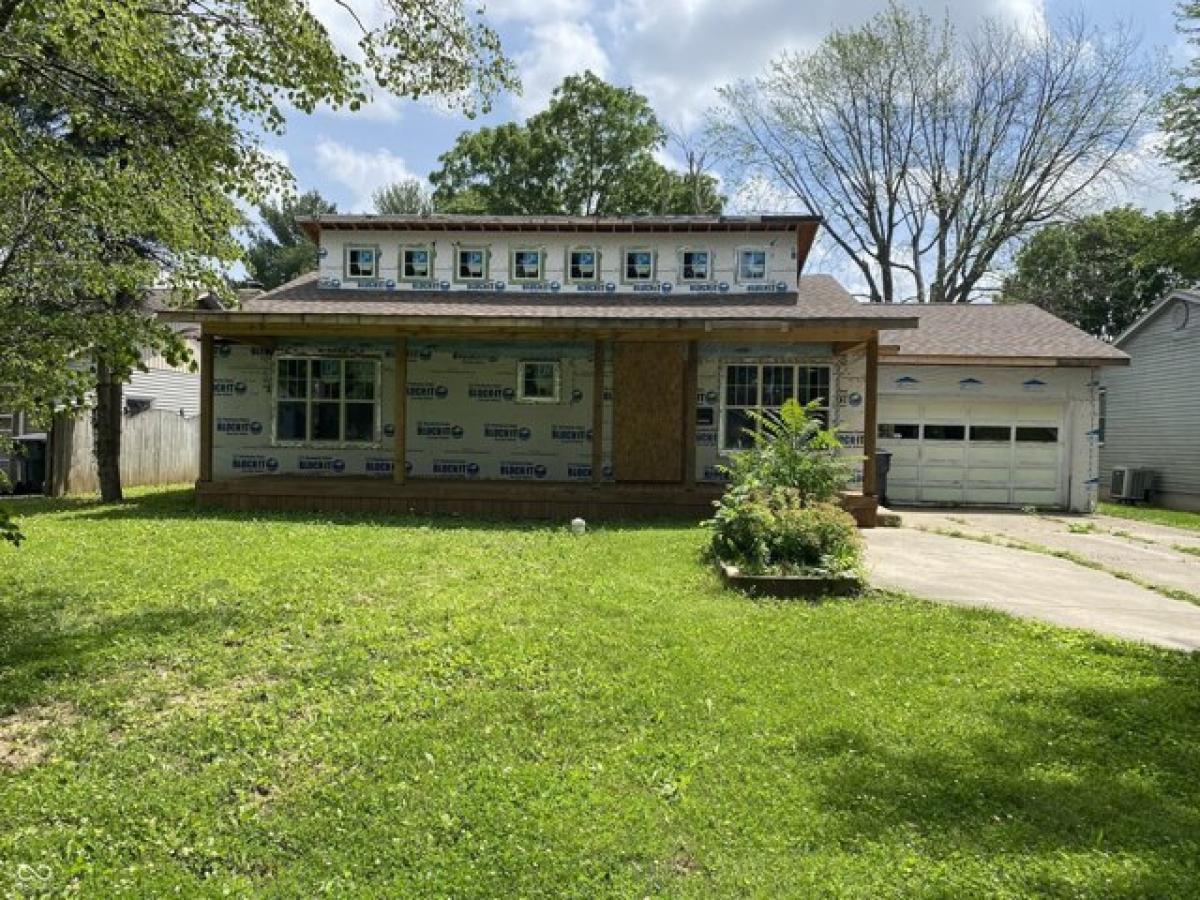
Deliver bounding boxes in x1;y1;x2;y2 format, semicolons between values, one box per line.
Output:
159;308;918;336
880;352;1129;368
1114;291;1200;348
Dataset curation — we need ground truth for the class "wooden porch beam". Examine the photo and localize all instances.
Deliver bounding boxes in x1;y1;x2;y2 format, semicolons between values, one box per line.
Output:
682;340;698;486
393;337;407;484
591;339;605;484
199;332;214;483
862;334;879;498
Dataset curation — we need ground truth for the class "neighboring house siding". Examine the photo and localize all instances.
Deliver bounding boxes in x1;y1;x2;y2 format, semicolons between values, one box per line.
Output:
127;367;200;417
1101;306;1200;509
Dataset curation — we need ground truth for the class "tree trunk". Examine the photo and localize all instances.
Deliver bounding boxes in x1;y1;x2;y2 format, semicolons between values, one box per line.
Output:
93;359;123;502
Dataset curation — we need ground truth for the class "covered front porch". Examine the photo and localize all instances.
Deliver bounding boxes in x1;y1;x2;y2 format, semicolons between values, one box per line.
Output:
180;312;905;527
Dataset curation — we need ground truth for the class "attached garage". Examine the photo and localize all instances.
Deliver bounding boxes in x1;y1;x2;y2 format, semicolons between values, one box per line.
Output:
878;399;1065;507
875;305;1128;513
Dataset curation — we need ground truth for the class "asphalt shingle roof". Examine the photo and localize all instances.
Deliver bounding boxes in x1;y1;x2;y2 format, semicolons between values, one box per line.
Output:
876;303;1128;363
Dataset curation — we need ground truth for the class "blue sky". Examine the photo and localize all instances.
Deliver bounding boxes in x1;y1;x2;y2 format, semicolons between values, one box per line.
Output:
266;0;1193;217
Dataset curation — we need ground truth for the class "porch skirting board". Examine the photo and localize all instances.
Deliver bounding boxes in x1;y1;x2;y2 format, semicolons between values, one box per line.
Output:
195;477;878;526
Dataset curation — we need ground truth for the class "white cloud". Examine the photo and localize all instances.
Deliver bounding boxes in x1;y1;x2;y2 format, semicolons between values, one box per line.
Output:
485;0;593;23
314;139;427;212
1089;130;1199;214
511;21;611;117
605;0;1048;131
305;0;404;122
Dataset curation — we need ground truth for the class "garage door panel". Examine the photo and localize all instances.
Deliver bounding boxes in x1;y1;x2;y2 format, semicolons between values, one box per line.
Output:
878;394;1066;509
966;468;1012;487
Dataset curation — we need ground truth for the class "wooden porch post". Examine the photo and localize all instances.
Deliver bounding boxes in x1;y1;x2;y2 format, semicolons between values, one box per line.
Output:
862;334;879;498
682;340;698;486
393;337;407;485
591;339;604;484
199;331;214;483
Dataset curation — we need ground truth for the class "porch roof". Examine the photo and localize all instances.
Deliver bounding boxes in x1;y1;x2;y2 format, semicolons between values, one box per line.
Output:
159;272;920;333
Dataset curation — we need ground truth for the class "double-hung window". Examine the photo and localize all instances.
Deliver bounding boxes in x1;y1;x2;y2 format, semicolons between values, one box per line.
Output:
511;248;544;282
275;357;379;444
345;245;379;279
679;248;711;282
736;248;767;282
623;248;655;282
568;247;600;282
517;361;560;403
456;246;488;281
400;245;432;280
721;363;832;450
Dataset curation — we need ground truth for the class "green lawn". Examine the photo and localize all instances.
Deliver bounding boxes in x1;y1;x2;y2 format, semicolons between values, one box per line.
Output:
1099;501;1200;532
2;489;1199;897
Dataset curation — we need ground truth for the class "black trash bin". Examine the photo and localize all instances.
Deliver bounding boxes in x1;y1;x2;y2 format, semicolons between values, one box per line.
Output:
874;449;893;506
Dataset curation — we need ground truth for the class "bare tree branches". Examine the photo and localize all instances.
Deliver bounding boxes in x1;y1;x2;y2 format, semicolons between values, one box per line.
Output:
713;4;1162;303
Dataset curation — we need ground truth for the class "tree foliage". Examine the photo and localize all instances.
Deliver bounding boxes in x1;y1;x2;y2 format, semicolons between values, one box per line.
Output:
0;0;513;509
245;191;337;290
1001;207;1200;339
714;3;1160;303
1164;2;1200;188
431;72;723;215
372;178;434;215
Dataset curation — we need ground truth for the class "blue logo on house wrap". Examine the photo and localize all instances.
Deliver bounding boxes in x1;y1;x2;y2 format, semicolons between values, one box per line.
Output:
500;462;548;479
416;421;462;439
567;463;592;479
408;383;449;400
216;418;263;436
383;423;395;437
298;456;346;473
213;379;248;396
468;384;516;402
551;425;589;443
432;459;480;477
570;388;584;403
484;423;520;441
231;455;279;473
365;458;394;474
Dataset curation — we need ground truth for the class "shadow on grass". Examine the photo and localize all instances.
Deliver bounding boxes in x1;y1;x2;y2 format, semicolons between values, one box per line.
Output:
16;487;704;533
0;583;239;713
798;656;1200;893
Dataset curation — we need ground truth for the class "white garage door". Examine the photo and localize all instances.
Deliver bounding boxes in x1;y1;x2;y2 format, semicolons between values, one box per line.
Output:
878;399;1066;508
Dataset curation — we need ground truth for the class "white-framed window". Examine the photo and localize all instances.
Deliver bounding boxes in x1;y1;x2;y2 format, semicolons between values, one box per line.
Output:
623;247;655;282
455;246;489;281
345;245;379;279
678;248;711;282
516;361;561;403
1097;387;1107;446
736;247;768;282
567;247;600;282
400;245;433;280
720;363;832;450
275;356;380;444
510;248;544;282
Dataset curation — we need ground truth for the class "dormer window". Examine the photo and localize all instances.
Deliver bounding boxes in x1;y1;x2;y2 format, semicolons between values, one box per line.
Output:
679;248;711;282
623;248;655;282
400;245;432;280
510;248;544;282
737;248;768;282
345;245;379;279
568;247;600;282
456;246;488;281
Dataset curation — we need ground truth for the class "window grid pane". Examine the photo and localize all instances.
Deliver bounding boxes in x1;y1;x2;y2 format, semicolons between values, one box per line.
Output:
312;359;341;400
403;248;430;278
277;359;308;400
348;248;376;278
762;366;795;407
739;250;766;280
725;365;759;407
625;250;652;280
513;250;542;280
570;250;597;280
798;366;830;408
458;249;485;279
522;362;557;399
276;358;379;444
344;360;375;400
681;250;709;281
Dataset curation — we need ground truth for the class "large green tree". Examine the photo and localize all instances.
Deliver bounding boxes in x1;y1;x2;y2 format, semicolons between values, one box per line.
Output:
1164;2;1200;188
372;178;434;215
1001;207;1200;339
0;0;514;512
430;72;723;215
245;191;337;290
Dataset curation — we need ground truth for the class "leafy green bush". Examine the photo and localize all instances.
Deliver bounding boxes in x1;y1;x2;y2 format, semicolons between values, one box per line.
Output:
720;399;856;506
707;398;862;576
709;488;861;575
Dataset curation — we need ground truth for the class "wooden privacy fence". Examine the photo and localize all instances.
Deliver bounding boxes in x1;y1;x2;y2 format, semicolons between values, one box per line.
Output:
49;409;199;495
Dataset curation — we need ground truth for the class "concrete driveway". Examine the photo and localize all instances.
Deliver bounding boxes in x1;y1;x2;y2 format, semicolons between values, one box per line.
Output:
865;515;1200;652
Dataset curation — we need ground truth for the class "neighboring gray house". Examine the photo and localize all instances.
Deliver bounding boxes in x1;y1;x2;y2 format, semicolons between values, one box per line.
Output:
1100;290;1200;510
